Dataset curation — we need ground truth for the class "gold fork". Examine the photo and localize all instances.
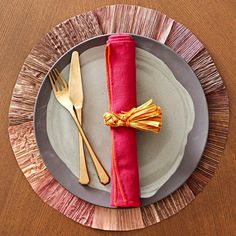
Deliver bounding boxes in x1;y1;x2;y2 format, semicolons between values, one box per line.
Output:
48;69;110;185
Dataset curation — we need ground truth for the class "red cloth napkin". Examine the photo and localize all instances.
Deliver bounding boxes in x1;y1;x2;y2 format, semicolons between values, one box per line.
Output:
105;34;140;207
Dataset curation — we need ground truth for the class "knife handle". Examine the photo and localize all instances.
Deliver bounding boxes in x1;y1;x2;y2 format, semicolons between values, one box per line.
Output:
75;108;90;185
71;109;110;185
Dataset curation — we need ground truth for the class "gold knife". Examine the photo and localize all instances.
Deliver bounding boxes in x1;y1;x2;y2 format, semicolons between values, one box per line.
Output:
69;51;110;186
69;51;89;185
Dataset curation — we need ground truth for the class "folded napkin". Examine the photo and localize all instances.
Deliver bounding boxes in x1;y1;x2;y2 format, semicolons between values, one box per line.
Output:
105;34;140;207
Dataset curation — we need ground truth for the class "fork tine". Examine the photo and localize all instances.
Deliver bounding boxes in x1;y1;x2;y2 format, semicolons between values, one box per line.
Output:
50;71;57;84
52;71;61;91
49;73;58;92
54;68;68;89
52;69;63;91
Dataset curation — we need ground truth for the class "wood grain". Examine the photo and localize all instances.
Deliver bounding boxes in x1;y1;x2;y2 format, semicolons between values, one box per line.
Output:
7;3;230;230
0;0;235;235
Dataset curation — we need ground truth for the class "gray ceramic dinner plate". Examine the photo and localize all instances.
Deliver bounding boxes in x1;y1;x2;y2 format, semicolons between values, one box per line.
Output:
34;34;209;207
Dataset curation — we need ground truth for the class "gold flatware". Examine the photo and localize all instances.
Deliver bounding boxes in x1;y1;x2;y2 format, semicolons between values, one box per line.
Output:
69;51;89;185
48;69;110;185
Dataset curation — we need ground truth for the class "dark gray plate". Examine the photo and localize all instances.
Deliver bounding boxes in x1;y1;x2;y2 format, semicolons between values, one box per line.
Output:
34;34;209;208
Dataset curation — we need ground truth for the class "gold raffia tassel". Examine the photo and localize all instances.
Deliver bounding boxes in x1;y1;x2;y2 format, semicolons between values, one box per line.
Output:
104;99;162;133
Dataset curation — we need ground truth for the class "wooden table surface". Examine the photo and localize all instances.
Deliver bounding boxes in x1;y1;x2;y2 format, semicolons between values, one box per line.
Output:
0;0;235;235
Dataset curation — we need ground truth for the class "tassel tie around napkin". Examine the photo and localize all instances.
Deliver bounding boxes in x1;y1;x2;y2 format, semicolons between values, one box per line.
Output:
104;99;162;133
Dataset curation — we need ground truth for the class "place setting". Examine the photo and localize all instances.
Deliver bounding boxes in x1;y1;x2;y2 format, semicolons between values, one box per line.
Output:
8;5;229;231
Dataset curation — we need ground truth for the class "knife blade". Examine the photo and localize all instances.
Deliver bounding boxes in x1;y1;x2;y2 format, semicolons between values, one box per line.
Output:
69;51;89;185
69;51;83;109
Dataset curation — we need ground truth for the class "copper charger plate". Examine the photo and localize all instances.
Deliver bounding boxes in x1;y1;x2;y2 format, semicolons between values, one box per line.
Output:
8;5;229;230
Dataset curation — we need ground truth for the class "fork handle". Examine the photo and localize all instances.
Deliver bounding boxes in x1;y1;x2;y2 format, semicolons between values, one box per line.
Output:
75;108;90;185
71;110;110;185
